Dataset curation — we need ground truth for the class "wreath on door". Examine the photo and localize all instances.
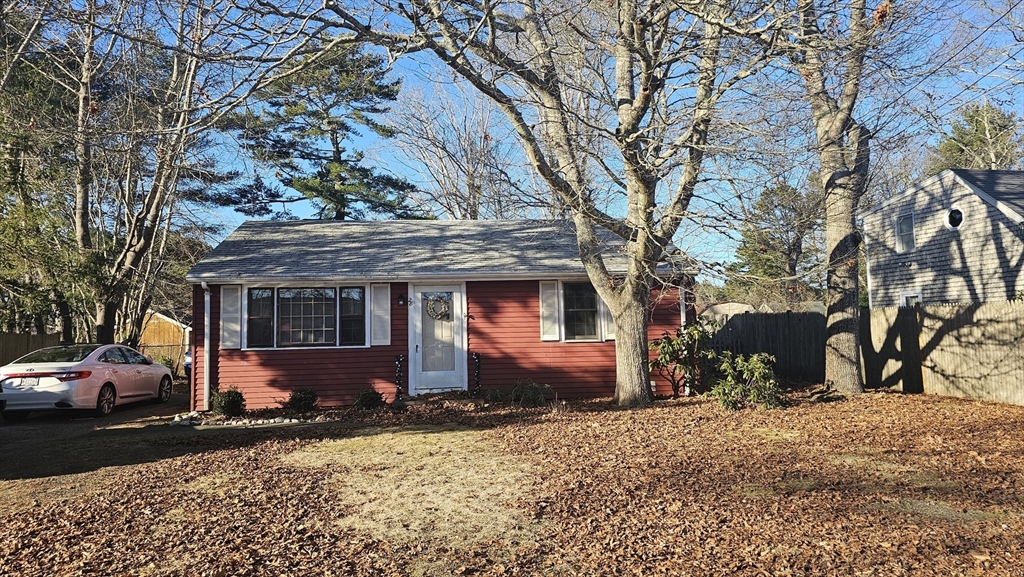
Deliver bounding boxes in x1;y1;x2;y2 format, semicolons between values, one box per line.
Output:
425;294;452;320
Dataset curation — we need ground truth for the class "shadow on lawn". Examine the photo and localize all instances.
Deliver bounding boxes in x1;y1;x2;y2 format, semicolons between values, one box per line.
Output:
0;396;602;481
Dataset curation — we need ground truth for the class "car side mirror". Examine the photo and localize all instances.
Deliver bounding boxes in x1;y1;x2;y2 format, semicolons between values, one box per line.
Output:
144;355;154;365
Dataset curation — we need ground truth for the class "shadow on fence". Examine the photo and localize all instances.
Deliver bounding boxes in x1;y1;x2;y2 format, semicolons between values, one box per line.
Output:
706;311;826;382
708;302;1024;405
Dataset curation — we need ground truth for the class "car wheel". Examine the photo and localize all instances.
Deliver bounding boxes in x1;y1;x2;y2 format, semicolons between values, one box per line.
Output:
156;376;172;403
96;384;116;417
1;411;30;423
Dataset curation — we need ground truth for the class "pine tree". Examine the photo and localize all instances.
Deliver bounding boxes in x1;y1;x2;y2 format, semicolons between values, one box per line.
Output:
723;184;824;306
925;102;1024;174
218;44;427;220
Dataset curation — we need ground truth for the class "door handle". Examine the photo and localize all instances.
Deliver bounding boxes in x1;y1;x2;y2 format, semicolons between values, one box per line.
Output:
416;345;419;352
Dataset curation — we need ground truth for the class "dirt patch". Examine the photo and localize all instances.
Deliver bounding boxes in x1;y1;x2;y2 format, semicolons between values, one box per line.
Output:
282;424;542;550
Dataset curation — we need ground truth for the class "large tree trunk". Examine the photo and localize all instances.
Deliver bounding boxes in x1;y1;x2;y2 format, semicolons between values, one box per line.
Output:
797;0;872;395
55;293;74;344
611;290;654;407
823;178;864;394
73;0;96;251
95;300;118;344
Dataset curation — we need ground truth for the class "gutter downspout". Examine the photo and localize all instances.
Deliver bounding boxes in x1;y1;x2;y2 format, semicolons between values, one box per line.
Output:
201;282;211;411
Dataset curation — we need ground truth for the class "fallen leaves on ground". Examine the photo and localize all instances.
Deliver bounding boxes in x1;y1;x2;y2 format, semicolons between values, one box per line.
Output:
1;391;1023;576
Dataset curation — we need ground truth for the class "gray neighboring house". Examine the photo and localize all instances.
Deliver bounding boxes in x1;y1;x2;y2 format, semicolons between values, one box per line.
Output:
860;169;1024;308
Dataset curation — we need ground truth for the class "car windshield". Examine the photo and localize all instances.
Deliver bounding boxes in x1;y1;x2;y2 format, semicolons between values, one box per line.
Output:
13;345;102;364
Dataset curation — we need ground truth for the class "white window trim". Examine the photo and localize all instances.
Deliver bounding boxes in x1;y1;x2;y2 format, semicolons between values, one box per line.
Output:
540;280;615;343
944;204;965;231
240;284;373;350
898;290;922;308
895;212;916;254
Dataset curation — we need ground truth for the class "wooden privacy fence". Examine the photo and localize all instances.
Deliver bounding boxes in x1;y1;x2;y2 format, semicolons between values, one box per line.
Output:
708;302;1024;405
706;312;826;382
0;333;62;365
862;302;1024;405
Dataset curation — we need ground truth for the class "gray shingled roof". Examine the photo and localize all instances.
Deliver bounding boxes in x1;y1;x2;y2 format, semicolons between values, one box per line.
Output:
952;169;1024;219
187;219;637;283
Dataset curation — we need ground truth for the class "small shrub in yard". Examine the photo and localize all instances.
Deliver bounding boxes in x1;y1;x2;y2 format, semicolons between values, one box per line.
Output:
286;388;319;413
353;387;386;410
708;352;784;410
649;318;719;397
486;379;550;407
213;387;246;417
511;379;550;406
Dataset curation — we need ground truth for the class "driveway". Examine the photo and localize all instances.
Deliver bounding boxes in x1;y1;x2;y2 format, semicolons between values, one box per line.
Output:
0;386;191;480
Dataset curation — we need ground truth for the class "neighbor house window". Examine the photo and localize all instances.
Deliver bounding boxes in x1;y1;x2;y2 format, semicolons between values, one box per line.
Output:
896;214;915;253
539;281;615;342
945;207;964;230
899;290;922;308
243;286;368;348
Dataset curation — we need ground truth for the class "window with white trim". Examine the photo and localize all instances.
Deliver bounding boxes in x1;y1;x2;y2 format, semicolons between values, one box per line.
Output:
338;288;366;346
539;281;615;342
228;285;389;349
899;290;921;308
945;206;964;230
247;288;274;348
895;213;915;253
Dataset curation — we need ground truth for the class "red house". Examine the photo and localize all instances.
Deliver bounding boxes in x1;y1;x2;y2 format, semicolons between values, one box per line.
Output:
186;220;694;410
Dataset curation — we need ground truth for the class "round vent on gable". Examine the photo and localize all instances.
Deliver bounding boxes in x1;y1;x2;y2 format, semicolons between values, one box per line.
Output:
945;207;964;231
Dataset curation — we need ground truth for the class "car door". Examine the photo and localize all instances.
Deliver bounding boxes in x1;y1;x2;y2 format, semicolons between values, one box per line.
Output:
96;347;131;399
118;347;154;398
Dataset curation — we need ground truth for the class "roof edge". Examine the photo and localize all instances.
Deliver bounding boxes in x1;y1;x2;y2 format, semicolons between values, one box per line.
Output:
185;270;698;285
185;272;601;285
951;170;1024;224
858;170;954;219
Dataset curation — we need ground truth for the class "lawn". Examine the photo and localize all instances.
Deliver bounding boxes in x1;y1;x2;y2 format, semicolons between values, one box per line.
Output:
1;391;1022;576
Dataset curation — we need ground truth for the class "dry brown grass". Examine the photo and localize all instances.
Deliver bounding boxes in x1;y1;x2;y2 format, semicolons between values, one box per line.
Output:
1;392;1023;576
281;424;542;550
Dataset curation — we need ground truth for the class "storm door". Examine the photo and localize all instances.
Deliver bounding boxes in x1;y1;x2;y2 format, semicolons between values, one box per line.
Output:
410;285;466;394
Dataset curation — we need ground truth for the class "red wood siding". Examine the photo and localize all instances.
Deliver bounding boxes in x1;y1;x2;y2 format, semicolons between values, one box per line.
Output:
193;280;688;410
466;281;684;398
191;283;408;410
191;284;212;411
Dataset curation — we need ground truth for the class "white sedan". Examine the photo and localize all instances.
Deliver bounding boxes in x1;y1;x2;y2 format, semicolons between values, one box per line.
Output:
0;344;173;422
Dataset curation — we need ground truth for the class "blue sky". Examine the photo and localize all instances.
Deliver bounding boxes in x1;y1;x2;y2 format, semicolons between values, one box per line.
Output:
202;8;1024;277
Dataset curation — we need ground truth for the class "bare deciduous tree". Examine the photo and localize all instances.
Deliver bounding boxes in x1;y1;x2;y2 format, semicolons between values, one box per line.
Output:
265;0;785;406
388;82;540;220
771;0;963;394
2;0;330;342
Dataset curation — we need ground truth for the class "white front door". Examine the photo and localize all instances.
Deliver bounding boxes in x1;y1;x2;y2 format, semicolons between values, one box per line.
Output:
410;285;466;395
